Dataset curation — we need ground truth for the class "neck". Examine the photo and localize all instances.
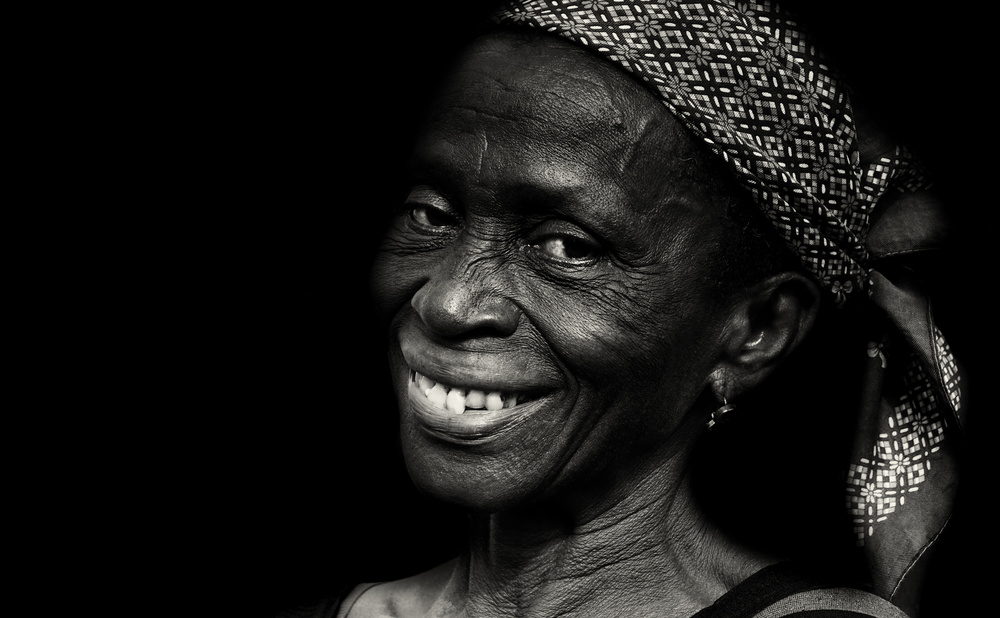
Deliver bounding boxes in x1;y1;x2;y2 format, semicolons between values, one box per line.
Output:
439;421;776;617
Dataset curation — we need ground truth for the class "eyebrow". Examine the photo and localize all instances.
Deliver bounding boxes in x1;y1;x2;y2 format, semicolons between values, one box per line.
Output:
404;124;674;249
505;175;638;245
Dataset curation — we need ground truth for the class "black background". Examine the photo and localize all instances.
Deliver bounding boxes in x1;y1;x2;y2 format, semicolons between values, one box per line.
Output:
71;2;992;616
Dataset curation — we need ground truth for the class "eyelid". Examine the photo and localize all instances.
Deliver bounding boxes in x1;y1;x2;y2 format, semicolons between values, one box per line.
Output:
530;219;602;248
527;219;605;266
404;185;454;212
403;185;460;232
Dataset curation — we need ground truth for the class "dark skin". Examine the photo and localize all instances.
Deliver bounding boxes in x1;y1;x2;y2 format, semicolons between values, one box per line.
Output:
363;31;819;618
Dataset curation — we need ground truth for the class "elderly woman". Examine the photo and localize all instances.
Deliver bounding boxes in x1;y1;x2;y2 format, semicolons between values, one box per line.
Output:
292;2;970;617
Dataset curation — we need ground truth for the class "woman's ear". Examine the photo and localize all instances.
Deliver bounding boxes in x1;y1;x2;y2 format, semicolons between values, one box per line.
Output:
710;271;820;398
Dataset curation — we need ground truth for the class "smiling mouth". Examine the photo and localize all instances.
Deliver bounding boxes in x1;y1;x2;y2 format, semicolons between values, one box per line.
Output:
410;370;537;415
405;368;550;442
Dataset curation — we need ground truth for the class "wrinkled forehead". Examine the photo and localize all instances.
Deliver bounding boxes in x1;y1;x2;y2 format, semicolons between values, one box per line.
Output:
433;31;641;127
415;30;723;197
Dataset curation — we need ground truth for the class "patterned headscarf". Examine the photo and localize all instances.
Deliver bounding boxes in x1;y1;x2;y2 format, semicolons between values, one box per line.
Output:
492;0;964;612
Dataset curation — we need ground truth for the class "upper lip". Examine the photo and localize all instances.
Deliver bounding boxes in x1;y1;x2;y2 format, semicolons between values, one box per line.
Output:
398;327;560;396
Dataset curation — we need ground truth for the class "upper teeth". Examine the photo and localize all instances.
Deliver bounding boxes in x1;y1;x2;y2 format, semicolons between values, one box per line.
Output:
411;370;527;414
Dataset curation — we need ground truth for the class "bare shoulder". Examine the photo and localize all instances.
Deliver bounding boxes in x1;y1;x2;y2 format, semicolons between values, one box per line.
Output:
337;559;460;618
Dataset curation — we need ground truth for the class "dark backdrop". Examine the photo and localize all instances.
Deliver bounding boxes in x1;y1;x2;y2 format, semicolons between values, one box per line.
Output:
109;2;989;616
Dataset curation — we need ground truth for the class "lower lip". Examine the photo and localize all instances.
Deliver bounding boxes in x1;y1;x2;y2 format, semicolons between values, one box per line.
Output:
407;380;551;443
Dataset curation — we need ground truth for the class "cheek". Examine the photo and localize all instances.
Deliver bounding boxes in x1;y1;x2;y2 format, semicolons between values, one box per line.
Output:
369;245;431;323
532;273;720;392
525;262;728;463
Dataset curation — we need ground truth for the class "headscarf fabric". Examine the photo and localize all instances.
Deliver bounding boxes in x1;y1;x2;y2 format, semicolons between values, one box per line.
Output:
491;0;965;612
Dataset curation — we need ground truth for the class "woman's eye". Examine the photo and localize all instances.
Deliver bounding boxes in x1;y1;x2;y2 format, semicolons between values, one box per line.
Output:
531;235;601;263
400;186;458;231
409;204;455;229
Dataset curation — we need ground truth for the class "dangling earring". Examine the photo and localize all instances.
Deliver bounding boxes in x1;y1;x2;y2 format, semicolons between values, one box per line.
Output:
707;397;736;431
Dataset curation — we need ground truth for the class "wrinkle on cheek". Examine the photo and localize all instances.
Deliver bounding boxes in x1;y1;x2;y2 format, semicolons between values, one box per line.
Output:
370;254;426;321
370;223;460;317
523;258;721;395
526;285;648;377
376;232;448;257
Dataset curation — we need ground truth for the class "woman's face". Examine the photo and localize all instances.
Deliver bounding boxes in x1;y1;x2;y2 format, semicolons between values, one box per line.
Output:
371;33;737;514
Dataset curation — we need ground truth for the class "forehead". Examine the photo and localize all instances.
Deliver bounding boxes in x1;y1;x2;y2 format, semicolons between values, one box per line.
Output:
421;32;677;166
410;31;731;226
434;34;642;134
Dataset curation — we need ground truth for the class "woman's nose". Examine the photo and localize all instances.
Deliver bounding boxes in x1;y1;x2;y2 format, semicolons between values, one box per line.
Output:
410;275;522;339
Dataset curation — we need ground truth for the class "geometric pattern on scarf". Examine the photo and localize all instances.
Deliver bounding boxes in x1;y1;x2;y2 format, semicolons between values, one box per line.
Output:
847;353;950;545
491;0;966;609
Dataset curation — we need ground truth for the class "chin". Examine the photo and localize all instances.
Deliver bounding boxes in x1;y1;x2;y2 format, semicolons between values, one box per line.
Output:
397;410;550;514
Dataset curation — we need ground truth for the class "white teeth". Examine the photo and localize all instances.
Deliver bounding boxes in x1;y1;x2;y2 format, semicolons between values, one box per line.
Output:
412;371;528;414
427;383;448;408
466;389;486;409
485;392;503;411
446;388;466;415
417;373;435;392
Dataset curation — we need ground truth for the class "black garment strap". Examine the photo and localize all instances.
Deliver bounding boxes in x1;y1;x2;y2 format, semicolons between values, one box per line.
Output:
691;562;833;618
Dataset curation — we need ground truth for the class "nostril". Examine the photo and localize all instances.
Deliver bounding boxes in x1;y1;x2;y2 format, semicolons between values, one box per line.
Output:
411;278;521;338
463;298;522;337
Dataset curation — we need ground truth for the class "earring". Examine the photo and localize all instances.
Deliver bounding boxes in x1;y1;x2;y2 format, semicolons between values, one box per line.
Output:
707;397;736;431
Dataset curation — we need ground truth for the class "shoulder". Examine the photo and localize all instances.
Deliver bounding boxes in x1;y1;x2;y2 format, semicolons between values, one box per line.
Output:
337;559;459;618
751;586;909;617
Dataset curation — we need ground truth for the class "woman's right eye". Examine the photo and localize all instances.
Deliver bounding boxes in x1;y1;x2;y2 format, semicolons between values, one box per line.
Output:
403;186;458;230
409;204;456;229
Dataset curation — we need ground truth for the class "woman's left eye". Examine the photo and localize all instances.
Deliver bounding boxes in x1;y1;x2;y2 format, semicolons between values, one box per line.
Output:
530;234;602;265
